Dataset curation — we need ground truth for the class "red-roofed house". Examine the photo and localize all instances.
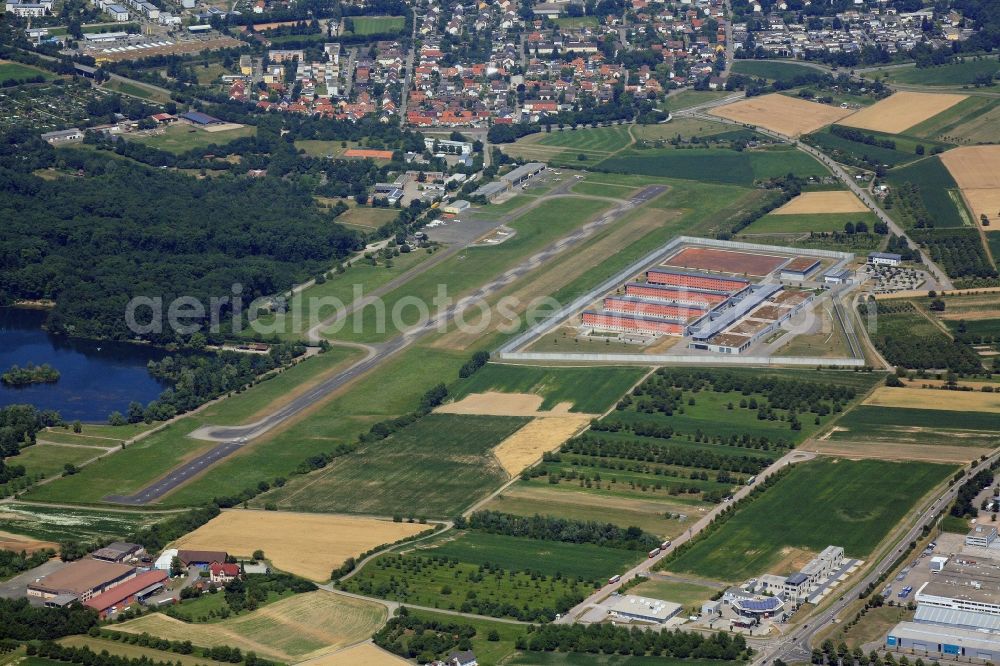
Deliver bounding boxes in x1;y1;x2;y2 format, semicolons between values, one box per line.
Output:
209;562;241;585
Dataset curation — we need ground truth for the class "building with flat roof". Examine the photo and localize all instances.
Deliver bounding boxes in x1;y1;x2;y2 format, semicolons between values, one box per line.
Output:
967;526;997;549
84;569;167;618
442;200;470;215
500;162;545;187
888;621;1000;661
779;257;820;281
41;128;83;143
606;594;682;624
27;560;136;601
915;556;1000;616
869;252;902;266
92;542;144;563
471;181;507;201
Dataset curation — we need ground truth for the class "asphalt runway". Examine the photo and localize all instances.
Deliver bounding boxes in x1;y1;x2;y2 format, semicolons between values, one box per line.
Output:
107;183;667;505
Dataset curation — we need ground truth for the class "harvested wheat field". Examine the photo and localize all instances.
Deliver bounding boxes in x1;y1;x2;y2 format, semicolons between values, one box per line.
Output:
437;391;579;417
940;145;1000;228
804;440;988;464
840;91;967;134
116;591;386;662
492;416;591;476
863;386;1000;413
304;642;408;666
171;510;428;581
708;93;854;136
772;190;868;215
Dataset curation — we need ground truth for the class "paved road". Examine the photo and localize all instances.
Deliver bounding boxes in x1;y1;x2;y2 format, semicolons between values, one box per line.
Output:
109;182;664;504
556;449;817;625
757;453;1000;665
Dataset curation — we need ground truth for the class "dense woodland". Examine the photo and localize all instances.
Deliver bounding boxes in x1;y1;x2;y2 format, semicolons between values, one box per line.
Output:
0;598;96;640
523;625;750;659
0;131;362;341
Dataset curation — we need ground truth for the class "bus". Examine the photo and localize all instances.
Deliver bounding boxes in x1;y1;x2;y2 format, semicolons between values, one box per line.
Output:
608;575;621;585
648;548;661;558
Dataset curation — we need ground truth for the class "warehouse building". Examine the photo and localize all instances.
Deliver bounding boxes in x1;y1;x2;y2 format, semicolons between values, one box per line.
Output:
27;560;136;602
84;570;167;618
606;595;682;624
471;181;507;201
442;200;471;215
887;622;1000;662
500;162;545;188
967;526;997;549
868;252;902;267
92;542;145;564
779;257;821;281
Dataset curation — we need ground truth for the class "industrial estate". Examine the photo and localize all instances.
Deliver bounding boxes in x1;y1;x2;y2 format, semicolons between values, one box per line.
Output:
1;0;1000;661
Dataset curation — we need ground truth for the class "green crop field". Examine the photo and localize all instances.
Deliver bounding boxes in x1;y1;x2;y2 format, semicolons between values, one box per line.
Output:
596;147;826;185
875;57;1000;86
450;364;645;413
743;211;878;234
535;125;633;153
262;414;527;517
830;405;1000;447
134;124;255;154
341;550;593;622
805;127;933;169
661;90;734;112
26;346;364;505
346;15;405;35
885;156;971;229
731;60;820;82
424;531;640;581
907;96;1000;143
664;458;954;581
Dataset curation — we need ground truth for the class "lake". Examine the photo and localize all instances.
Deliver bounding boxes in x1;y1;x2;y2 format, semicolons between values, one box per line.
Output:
0;308;171;423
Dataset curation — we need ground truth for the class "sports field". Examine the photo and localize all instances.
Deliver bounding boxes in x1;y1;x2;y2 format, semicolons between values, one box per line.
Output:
708;93;853;136
262;414;527;517
839;92;967;134
863;386;1000;413
939;145;1000;228
133;123;255;154
116;591;385;662
772;191;867;215
346;15;404;34
665;458;954;581
171;510;428;581
448;364;646;414
663;246;787;276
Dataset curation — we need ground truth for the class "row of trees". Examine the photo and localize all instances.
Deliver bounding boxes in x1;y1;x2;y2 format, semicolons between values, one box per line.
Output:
462;510;661;552
561;434;773;475
521;625;750;659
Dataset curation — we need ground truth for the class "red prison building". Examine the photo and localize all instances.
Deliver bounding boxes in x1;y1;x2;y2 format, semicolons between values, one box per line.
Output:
646;269;750;294
582;311;685;336
624;282;729;307
603;296;705;321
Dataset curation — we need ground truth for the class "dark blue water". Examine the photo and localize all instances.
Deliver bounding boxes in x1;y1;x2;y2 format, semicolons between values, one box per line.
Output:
0;308;171;423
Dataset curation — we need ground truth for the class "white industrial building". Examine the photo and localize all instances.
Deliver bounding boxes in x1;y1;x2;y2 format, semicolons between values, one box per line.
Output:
154;548;178;572
868;252;902;267
606;595;682;624
757;546;846;604
967;525;998;549
106;4;129;20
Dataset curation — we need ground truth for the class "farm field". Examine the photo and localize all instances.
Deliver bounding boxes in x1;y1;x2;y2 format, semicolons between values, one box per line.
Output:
861;300;984;372
662;90;734;112
419;531;640;580
839;91;967;134
629;577;721;610
308;643;408;666
341;548;594;621
730;60;819;82
116;591;385;662
772;191;868;215
885;156;972;230
447;364;646;414
0;503;163;542
25;345;364;505
742;212;877;234
482;482;696;538
664;458;954;581
939;144;1000;228
58;637;210;666
828;404;1000;450
906;96;1000;143
804;126;928;169
863;385;1000;413
491;416;592;476
874;57;1000;86
261;414;526;517
171;509;430;581
597;147;827;185
133;123;255;154
708;93;853;136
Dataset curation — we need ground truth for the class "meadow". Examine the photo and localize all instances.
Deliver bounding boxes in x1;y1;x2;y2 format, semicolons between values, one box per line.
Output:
875;57;1000;86
596;147;826;185
830;404;1000;447
743;211;878;234
261;414;526;517
423;531;640;581
449;364;645;414
664;458;954;581
133;124;255;154
341;550;593;621
805;127;931;169
0;61;52;82
0;503;164;542
629;578;720;610
662;90;733;112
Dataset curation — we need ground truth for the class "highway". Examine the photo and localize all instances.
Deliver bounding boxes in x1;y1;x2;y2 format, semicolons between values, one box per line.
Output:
757;453;1000;665
105;181;667;504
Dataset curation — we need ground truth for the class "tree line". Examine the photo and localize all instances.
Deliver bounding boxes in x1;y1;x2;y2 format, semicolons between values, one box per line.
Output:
521;624;749;660
460;510;661;552
560;434;773;475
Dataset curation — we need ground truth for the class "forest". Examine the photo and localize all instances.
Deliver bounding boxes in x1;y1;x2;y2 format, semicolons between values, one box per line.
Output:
0;598;96;641
462;511;661;552
0;131;362;342
522;624;749;659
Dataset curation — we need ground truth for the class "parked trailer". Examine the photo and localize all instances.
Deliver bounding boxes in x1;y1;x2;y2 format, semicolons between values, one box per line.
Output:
648;548;661;558
661;541;672;550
